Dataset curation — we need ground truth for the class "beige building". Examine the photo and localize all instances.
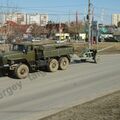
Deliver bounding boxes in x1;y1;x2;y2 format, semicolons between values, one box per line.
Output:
112;14;120;26
2;13;48;26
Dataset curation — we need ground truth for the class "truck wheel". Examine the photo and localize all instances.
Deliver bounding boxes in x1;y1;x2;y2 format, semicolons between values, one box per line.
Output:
48;59;59;72
15;64;29;79
59;57;69;70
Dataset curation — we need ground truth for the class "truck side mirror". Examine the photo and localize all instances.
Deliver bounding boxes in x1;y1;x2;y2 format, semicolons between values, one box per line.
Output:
23;49;27;54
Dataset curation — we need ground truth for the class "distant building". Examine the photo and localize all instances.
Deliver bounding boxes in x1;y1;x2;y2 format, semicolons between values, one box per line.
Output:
1;13;48;26
55;33;70;40
113;29;120;41
112;14;120;26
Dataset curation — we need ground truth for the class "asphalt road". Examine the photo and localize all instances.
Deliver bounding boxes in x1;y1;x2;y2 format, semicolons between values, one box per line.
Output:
0;54;120;120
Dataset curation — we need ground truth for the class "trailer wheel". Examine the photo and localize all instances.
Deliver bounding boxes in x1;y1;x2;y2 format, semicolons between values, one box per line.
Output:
81;59;86;62
59;57;69;70
15;64;29;79
94;55;100;63
48;59;59;72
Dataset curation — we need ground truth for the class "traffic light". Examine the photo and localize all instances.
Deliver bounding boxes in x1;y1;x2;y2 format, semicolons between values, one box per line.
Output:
86;14;89;20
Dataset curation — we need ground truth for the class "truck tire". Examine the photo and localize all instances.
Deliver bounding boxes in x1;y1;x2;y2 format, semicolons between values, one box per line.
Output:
59;57;69;70
15;64;29;79
48;59;59;72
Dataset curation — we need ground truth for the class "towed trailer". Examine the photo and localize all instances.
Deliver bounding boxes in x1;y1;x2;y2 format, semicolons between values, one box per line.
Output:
74;48;97;63
0;42;97;79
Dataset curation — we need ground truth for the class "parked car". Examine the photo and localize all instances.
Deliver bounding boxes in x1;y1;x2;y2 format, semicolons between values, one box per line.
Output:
0;39;6;44
104;37;119;42
114;36;120;42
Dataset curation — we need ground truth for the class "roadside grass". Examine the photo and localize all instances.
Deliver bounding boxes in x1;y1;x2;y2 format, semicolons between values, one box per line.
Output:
72;42;120;54
40;90;120;120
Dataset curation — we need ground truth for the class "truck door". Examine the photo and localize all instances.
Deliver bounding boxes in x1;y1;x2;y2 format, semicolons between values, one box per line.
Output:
24;46;35;62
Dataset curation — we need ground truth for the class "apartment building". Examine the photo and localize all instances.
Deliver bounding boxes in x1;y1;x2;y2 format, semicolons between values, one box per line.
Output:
1;12;48;26
112;14;120;26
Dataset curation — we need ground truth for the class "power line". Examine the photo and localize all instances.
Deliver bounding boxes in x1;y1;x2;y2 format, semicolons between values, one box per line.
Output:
0;4;87;9
94;6;120;12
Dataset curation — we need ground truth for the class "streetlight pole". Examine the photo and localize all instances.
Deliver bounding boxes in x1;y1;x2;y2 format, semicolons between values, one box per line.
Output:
88;0;92;49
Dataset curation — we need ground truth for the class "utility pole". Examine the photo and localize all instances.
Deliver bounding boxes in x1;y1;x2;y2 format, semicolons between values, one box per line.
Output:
101;9;104;25
68;10;71;26
76;11;78;37
91;7;94;45
88;0;92;49
59;21;62;43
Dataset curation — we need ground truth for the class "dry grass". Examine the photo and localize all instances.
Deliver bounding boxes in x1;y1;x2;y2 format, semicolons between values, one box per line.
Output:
71;42;120;54
40;90;120;120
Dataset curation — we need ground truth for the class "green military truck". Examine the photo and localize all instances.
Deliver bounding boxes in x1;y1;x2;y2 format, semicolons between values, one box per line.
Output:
0;42;74;79
0;42;97;79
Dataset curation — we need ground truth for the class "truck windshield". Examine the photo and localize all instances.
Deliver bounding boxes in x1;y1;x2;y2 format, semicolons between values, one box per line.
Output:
12;44;27;52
